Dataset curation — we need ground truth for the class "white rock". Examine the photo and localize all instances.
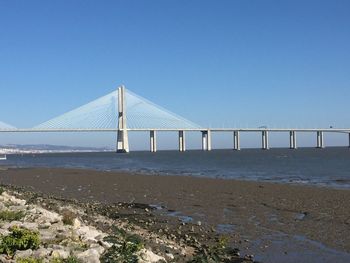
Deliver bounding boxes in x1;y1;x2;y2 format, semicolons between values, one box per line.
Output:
14;249;33;259
76;225;106;242
166;252;174;260
1;192;26;206
0;255;12;263
21;222;39;231
73;218;81;229
32;247;52;258
138;249;166;263
38;222;51;229
89;244;105;255
0;228;10;236
36;207;62;224
52;249;70;259
100;240;113;249
39;229;58;243
8;205;27;212
76;249;100;263
2;221;23;230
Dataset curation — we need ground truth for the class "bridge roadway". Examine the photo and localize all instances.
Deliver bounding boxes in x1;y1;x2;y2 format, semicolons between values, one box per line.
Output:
0;128;349;152
0;128;349;132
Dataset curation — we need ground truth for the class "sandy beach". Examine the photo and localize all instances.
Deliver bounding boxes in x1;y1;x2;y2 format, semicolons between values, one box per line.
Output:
0;167;349;262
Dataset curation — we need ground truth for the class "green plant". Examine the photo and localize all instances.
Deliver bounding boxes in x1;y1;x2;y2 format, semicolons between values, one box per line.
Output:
0;187;4;195
187;235;240;263
17;257;43;263
61;209;76;225
101;233;144;263
50;256;81;263
0;210;25;221
0;226;40;256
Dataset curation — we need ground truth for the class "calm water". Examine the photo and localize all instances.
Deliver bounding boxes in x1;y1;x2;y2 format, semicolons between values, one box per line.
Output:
1;147;350;189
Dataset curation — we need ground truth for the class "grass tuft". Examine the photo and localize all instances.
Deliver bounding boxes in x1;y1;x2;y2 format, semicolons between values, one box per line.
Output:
17;257;43;263
0;210;25;221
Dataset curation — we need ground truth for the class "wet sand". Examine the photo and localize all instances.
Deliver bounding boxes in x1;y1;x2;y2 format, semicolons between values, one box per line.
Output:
0;167;349;262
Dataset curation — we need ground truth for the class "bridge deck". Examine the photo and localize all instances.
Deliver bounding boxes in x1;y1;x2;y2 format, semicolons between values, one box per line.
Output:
0;128;349;133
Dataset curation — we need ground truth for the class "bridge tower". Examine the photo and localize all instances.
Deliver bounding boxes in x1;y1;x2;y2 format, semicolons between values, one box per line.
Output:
116;85;129;153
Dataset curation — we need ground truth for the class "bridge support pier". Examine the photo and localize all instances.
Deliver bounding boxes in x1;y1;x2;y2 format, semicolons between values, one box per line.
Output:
316;131;324;148
349;133;350;148
289;131;297;149
179;131;186;152
201;130;212;151
207;130;212;151
201;131;207;151
150;130;157;152
262;131;269;150
116;85;129;153
233;131;240;150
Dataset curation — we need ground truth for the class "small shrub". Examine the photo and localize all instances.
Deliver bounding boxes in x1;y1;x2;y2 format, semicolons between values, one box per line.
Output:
0;187;4;195
17;257;43;263
0;210;25;221
50;256;81;263
61;209;76;225
0;226;40;256
101;234;143;263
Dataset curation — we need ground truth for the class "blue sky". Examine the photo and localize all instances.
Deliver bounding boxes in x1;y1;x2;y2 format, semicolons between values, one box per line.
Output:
0;0;350;149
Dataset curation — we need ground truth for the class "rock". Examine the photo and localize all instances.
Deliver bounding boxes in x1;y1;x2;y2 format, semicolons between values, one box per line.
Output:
21;222;39;231
36;207;62;224
1;192;26;206
138;249;166;263
76;249;100;263
32;247;52;258
14;249;33;259
197;221;202;226
0;255;11;262
76;225;106;242
52;249;70;259
38;222;51;229
8;205;27;212
39;229;59;243
73;218;81;229
89;244;105;254
2;221;23;230
0;228;10;236
166;252;175;260
99;240;113;249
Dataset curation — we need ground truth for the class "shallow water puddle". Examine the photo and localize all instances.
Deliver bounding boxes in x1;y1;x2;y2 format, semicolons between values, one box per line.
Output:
243;231;350;263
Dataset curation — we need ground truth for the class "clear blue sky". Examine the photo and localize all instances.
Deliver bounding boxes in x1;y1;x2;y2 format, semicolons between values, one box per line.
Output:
0;0;349;149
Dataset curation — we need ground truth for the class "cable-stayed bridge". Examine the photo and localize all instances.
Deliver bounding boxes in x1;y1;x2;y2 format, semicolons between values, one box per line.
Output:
0;86;350;152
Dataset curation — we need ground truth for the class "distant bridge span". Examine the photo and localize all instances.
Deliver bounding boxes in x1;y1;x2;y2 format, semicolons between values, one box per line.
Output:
0;86;349;152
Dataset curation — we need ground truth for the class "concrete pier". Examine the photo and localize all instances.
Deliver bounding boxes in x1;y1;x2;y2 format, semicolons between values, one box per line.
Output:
289;131;297;149
201;131;207;150
233;131;240;150
262;130;269;150
150;130;157;152
201;130;212;151
348;133;350;148
116;86;129;153
316;131;324;148
207;130;212;151
179;131;186;152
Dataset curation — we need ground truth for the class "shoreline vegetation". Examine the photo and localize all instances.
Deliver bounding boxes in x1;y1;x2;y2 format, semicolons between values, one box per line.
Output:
0;167;349;262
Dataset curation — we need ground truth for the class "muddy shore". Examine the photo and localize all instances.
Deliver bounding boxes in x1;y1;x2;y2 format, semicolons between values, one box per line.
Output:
0;167;349;262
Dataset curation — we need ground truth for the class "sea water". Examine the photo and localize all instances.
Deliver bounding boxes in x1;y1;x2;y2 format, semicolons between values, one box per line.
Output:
2;147;350;189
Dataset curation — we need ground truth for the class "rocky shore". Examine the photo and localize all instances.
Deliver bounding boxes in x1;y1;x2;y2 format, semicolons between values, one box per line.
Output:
0;185;253;263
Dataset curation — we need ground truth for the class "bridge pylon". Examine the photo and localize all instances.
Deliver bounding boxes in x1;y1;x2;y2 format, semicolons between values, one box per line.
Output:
116;85;129;153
